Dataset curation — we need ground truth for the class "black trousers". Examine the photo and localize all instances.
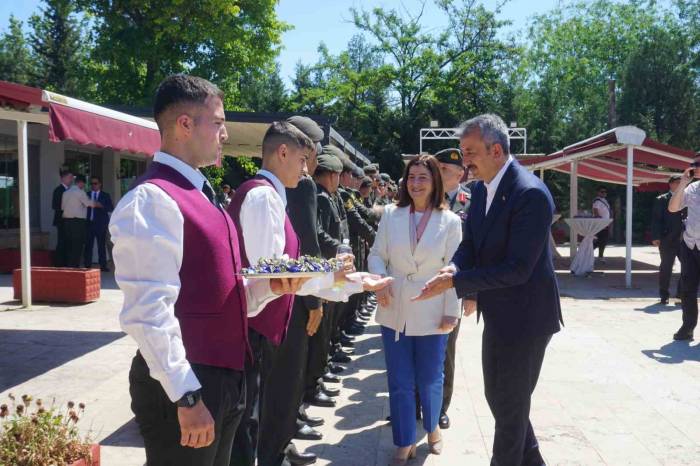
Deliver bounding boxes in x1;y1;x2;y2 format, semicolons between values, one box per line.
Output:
129;352;245;466
442;319;461;413
679;242;700;331
482;327;551;466
85;221;108;267
231;329;270;466
258;299;310;466
63;218;86;268
595;227;609;258
305;302;334;400
659;239;682;300
54;220;68;267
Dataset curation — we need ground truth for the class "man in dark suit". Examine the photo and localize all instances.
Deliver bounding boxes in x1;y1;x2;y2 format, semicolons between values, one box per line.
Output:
52;168;73;266
652;175;685;305
85;176;114;271
415;114;562;466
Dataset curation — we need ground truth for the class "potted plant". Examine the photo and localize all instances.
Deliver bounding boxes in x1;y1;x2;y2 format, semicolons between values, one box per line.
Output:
0;394;99;466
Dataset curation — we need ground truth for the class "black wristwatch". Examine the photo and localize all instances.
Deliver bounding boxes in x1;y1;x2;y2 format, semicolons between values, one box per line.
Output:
177;389;202;408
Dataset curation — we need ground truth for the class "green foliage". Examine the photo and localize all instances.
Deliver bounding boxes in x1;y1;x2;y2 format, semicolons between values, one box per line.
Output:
76;0;289;107
0;17;37;85
28;0;92;97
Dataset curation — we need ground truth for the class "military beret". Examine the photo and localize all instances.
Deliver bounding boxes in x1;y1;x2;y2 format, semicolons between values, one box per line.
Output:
669;174;682;182
340;157;356;173
380;173;391;182
321;144;347;161
435;148;464;167
317;149;343;173
363;165;378;175
353;165;364;178
286;116;324;142
360;177;373;187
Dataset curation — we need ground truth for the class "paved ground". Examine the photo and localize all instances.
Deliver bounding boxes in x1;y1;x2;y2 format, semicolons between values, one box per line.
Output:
2;246;700;465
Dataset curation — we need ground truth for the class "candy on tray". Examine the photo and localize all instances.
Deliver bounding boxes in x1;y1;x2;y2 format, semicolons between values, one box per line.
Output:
241;255;343;276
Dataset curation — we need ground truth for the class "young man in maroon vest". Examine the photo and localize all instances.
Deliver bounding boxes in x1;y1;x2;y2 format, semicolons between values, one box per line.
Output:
110;74;304;466
228;122;392;466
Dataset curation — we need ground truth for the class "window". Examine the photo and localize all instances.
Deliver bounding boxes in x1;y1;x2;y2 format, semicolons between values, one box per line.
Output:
64;149;103;182
119;158;148;194
0;135;40;229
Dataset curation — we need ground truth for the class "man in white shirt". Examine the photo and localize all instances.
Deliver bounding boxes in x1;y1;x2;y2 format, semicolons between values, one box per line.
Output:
61;174;100;267
592;186;612;261
668;154;700;340
110;74;305;466
228;122;391;466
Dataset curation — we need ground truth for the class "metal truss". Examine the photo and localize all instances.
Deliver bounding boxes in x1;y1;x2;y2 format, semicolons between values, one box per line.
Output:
420;127;528;154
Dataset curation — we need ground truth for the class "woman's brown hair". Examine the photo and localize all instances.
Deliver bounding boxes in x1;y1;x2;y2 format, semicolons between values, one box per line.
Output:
396;155;445;210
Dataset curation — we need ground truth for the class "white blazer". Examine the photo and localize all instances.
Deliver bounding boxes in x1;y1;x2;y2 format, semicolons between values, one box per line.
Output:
368;204;462;339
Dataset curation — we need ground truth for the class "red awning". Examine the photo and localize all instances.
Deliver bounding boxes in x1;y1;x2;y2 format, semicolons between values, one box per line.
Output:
521;126;696;186
44;91;160;156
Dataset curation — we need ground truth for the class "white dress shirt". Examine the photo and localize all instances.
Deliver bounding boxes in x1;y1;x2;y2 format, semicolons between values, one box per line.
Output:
62;185;95;219
592;198;611;219
110;151;276;402
682;182;700;250
484;156;513;215
89;190;100;220
239;169;363;302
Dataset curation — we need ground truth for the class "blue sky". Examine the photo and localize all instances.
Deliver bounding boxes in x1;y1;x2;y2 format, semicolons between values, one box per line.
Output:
1;0;561;87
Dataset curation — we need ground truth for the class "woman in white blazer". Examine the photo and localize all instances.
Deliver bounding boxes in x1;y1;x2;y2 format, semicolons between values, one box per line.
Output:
368;155;462;465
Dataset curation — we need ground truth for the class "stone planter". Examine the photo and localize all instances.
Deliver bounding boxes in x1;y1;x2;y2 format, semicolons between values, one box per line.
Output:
13;267;100;303
69;444;100;466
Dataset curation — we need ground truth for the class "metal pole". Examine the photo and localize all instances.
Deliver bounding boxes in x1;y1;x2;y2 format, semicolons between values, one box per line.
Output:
17;120;31;307
625;145;633;288
569;161;579;258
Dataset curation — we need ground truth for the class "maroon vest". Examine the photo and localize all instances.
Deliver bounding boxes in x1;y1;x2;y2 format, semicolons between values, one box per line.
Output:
136;162;250;370
227;175;300;346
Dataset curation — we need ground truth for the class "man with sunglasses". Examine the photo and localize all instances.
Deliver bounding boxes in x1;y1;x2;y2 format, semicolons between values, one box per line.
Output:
669;156;700;340
592;186;612;262
84;176;113;271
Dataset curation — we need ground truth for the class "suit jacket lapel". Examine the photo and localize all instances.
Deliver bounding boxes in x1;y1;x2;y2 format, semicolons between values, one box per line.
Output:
475;162;517;251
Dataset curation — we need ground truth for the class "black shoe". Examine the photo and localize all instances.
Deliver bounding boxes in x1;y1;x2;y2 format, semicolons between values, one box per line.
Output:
320;383;340;397
673;328;694;341
323;371;341;383
294;423;323;441
660;297;669;305
305;391;336;408
100;266;110;272
340;331;356;341
331;352;351;363
328;363;345;374
340;337;355;348
439;412;450;429
338;346;355;356
298;411;325;427
345;325;364;336
285;443;318;466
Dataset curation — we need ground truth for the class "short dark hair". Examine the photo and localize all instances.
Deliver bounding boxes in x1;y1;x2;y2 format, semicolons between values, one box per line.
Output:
75;175;86;184
598;186;607;192
262;121;314;157
153;74;224;129
91;176;101;183
59;168;72;177
396;155;445;210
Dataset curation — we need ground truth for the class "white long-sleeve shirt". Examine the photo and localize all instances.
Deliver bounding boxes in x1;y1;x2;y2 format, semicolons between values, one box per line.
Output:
109;152;276;402
62;185;95;219
239;169;363;302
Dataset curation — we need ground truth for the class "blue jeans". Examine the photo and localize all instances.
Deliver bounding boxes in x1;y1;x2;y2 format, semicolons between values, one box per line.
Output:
381;326;449;447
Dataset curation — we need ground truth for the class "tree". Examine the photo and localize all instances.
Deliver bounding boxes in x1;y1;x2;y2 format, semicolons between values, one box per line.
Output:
0;16;36;86
619;25;699;148
77;0;289;107
28;0;91;97
239;63;288;112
